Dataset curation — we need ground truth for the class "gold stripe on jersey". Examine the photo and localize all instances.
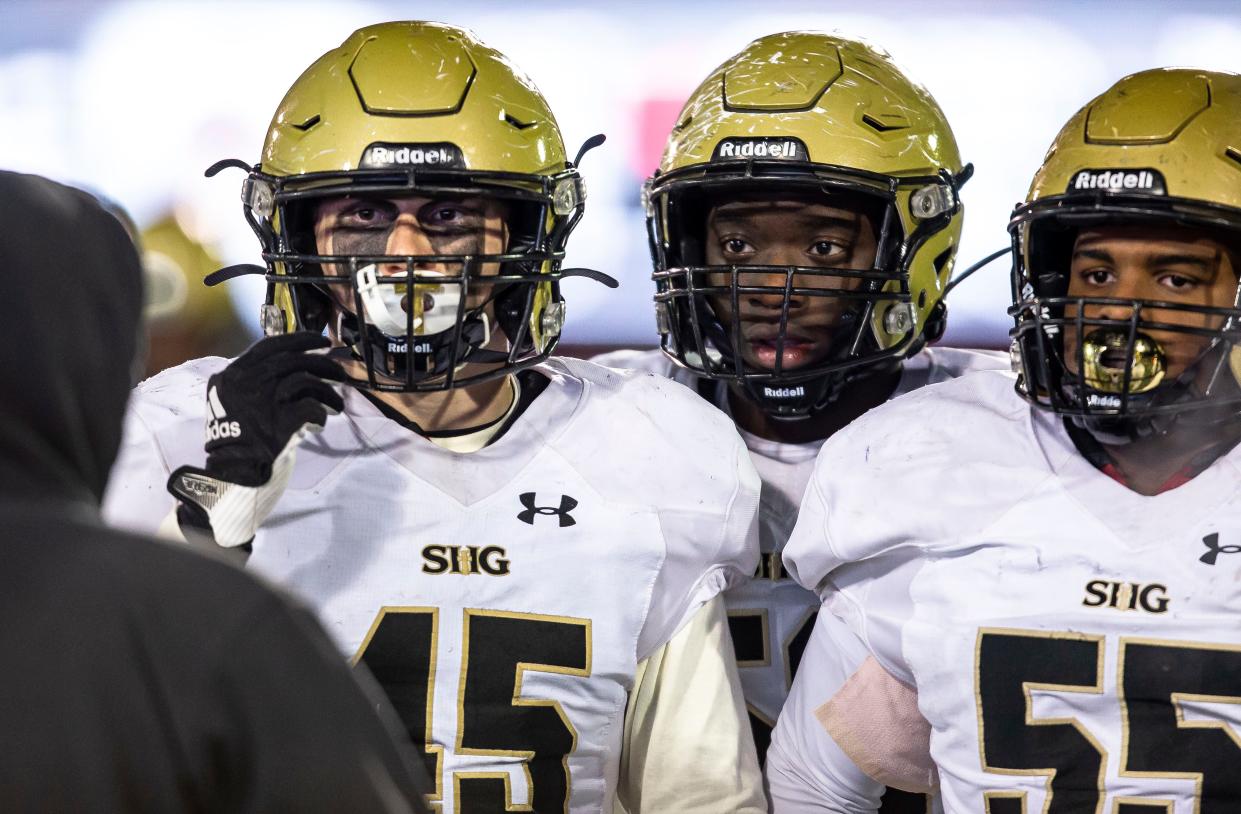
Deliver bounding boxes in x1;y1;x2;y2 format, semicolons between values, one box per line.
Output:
1111;798;1172;813
746;701;776;733
451;772;524;814
984;790;1027;814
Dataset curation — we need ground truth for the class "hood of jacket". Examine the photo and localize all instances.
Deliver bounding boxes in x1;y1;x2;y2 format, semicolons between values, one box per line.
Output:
0;171;143;506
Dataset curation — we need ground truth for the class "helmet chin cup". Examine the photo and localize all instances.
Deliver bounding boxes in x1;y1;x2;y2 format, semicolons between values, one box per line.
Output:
356;265;462;338
742;375;836;419
338;304;492;388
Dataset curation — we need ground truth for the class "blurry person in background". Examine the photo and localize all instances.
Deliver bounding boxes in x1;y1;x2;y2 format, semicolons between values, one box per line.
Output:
141;210;249;376
595;31;1006;811
774;68;1241;812
103;22;766;813
0;169;429;813
89;197;250;377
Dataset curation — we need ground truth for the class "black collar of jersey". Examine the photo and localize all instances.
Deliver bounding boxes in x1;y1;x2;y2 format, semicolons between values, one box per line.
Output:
360;369;551;446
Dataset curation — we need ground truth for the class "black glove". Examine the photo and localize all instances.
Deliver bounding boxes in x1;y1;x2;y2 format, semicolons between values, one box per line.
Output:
167;332;347;546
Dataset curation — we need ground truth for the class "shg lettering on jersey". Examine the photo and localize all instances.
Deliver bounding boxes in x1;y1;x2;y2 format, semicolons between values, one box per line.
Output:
422;544;511;576
1068;167;1167;195
204;385;241;441
1081;579;1170;613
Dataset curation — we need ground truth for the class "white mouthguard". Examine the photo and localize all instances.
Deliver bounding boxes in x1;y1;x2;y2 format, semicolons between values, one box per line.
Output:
355;265;462;337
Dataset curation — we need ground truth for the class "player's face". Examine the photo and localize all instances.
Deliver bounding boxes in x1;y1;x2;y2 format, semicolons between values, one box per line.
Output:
313;194;510;320
1063;224;1238;387
704;197;878;371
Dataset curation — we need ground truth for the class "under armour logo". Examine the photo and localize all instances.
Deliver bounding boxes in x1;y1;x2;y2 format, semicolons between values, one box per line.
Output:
1200;532;1241;566
517;492;577;527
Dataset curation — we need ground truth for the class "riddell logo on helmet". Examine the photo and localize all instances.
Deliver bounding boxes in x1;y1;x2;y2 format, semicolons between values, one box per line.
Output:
360;142;467;170
712;137;809;162
1068;168;1167;195
763;385;806;399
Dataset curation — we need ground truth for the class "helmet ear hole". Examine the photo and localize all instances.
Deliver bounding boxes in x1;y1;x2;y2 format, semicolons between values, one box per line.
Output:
293;283;333;334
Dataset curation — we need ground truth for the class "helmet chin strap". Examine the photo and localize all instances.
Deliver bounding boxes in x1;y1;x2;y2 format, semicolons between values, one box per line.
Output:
1065;334;1241;445
338;262;539;388
701;302;879;419
337;307;499;387
1070;363;1221;445
739;375;836;420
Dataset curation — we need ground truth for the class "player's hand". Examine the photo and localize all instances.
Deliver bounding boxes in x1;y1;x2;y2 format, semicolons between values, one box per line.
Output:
166;332;347;547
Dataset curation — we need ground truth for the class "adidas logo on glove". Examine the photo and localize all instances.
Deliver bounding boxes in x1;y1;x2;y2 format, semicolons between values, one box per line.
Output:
205;385;243;441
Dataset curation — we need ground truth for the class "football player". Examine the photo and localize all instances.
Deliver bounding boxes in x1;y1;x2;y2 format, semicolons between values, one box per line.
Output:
772;67;1241;811
594;31;1004;806
103;22;765;813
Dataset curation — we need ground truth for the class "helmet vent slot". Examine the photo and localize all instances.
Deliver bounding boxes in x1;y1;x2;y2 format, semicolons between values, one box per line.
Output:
292;114;321;132
862;113;906;133
1226;146;1241;170
504;112;536;130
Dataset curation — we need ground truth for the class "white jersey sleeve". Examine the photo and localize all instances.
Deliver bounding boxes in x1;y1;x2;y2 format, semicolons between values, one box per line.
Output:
617;596;764;814
103;358;225;535
767;610;888;813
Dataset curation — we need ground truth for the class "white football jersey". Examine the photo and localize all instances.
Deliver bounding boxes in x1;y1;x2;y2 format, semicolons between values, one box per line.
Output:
784;369;1241;813
593;346;1006;755
105;356;759;814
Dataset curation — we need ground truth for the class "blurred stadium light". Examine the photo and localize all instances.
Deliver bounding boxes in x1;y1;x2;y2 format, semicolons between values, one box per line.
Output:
2;0;1237;352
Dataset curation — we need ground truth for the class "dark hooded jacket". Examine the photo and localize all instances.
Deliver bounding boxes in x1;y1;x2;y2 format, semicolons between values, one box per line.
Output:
0;171;428;812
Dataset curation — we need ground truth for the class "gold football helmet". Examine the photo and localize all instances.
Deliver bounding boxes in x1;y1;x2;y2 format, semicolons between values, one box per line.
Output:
210;21;606;391
1009;68;1241;439
646;32;967;415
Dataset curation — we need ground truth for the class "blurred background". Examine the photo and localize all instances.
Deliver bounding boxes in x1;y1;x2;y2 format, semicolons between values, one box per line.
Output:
3;0;1239;372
